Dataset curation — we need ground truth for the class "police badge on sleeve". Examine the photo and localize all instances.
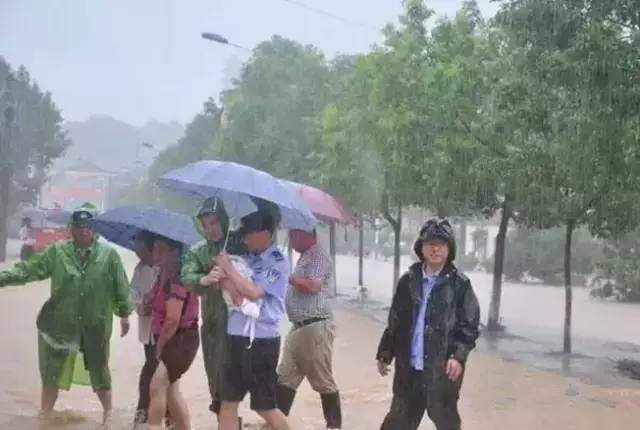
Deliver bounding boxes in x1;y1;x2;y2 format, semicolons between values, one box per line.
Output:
266;268;281;284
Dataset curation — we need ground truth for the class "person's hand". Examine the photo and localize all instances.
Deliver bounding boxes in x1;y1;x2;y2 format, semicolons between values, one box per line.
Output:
289;275;302;287
215;253;232;271
209;266;226;284
120;317;130;337
445;358;464;381
377;359;390;376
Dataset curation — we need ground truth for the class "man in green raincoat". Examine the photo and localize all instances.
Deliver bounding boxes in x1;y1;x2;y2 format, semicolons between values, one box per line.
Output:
0;203;131;426
182;197;247;416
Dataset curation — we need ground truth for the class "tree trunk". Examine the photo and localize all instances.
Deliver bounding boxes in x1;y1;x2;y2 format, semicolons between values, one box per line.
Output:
329;222;337;296
0;168;11;262
563;219;575;354
381;190;402;293
358;216;364;287
392;205;402;290
487;198;511;331
459;220;467;257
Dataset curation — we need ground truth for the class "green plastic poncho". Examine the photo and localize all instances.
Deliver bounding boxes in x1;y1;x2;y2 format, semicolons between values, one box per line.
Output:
181;198;246;409
0;203;131;390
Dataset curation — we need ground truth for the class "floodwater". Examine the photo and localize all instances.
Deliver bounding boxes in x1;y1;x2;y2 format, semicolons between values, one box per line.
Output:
1;241;640;429
334;254;640;387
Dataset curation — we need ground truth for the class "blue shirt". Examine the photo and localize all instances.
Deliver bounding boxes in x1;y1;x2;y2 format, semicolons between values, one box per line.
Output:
227;243;290;339
410;272;438;371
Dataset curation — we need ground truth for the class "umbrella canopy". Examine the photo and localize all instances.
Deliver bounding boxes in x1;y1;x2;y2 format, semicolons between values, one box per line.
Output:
157;160;317;231
279;180;353;224
88;206;201;251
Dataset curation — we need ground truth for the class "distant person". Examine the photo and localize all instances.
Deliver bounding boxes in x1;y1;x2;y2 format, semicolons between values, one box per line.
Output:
182;197;247;418
276;229;342;429
0;203;131;427
376;219;480;430
147;235;200;430
130;231;160;428
209;210;291;430
19;216;35;260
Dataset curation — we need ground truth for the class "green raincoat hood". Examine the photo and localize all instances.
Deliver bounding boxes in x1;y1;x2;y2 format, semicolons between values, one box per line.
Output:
193;197;230;243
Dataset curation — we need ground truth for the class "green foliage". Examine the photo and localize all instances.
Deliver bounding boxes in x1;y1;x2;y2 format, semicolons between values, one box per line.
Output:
0;58;70;199
591;228;640;302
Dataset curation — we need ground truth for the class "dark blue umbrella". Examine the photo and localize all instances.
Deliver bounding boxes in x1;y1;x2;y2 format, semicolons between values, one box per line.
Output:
88;206;201;251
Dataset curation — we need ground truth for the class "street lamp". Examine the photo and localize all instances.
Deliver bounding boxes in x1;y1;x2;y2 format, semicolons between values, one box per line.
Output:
201;32;251;51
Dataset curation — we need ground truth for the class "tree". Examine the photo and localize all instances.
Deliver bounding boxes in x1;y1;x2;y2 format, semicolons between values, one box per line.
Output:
493;0;640;352
0;58;70;261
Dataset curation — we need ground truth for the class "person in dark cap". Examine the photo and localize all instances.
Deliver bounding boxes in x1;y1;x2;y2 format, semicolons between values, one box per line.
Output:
0;202;131;428
209;210;291;430
376;219;480;430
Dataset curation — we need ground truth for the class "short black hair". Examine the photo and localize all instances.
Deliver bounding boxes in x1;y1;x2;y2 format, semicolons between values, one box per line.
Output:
239;211;276;236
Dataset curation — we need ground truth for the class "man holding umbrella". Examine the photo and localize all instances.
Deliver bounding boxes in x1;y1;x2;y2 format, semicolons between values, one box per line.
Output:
181;197;247;415
0;202;131;427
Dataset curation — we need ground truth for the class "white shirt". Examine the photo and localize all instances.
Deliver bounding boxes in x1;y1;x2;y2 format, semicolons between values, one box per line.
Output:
130;262;160;344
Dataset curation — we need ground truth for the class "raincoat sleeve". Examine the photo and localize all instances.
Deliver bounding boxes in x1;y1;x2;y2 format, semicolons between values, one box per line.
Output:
449;278;480;365
376;273;410;364
0;245;56;287
182;246;209;295
109;249;132;317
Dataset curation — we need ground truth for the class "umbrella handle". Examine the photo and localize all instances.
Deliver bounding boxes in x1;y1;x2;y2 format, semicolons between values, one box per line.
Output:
223;228;230;252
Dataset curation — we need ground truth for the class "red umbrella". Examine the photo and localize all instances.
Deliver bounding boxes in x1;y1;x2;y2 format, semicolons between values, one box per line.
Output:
281;180;353;224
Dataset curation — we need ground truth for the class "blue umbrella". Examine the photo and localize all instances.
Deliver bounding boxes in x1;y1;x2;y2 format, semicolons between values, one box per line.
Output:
157;160;317;231
88;206;201;251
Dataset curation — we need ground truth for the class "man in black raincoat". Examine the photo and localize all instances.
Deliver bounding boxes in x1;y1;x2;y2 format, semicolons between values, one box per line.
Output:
376;219;480;430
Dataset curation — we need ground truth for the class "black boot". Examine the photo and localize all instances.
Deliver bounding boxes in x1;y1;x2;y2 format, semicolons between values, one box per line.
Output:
275;384;297;416
321;392;342;429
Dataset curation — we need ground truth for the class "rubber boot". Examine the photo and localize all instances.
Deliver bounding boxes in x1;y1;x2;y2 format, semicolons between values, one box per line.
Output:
321;392;342;429
275;384;297;416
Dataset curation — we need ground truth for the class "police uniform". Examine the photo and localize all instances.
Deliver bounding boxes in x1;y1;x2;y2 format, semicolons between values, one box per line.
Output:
220;242;290;411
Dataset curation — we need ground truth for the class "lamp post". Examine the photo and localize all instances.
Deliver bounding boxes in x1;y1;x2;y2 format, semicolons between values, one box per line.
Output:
201;32;251;51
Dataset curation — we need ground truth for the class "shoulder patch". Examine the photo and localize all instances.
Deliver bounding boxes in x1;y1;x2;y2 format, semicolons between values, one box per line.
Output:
266;268;281;284
271;250;284;262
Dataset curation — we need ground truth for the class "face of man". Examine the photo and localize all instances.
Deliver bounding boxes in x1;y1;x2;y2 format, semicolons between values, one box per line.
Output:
290;229;315;253
71;224;94;248
244;230;272;253
422;238;450;269
201;213;224;242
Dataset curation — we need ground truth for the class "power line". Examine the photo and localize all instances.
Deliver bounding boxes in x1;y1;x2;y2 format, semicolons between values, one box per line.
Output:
276;0;380;32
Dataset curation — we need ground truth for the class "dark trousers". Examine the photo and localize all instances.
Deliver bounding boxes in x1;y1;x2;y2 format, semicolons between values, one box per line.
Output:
380;368;461;430
136;343;157;414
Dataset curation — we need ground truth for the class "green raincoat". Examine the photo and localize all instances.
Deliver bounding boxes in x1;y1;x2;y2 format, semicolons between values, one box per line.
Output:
0;206;131;391
181;199;246;410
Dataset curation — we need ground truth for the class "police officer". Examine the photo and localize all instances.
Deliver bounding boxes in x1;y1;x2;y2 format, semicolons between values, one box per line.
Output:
211;210;291;430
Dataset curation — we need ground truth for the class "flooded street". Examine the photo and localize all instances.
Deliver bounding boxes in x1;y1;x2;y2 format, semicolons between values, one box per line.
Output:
0;243;639;428
335;254;640;387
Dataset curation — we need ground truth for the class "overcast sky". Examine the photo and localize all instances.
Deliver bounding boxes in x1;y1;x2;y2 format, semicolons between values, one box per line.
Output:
0;0;499;125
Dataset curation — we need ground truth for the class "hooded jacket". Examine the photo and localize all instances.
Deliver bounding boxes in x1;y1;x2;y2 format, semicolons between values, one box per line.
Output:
181;199;247;327
376;220;480;396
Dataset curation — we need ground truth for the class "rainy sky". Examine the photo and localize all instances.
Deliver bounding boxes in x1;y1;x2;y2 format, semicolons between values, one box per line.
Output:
0;0;499;126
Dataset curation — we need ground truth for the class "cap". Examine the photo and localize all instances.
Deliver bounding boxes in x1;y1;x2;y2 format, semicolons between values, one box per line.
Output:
239;211;275;236
71;210;94;228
